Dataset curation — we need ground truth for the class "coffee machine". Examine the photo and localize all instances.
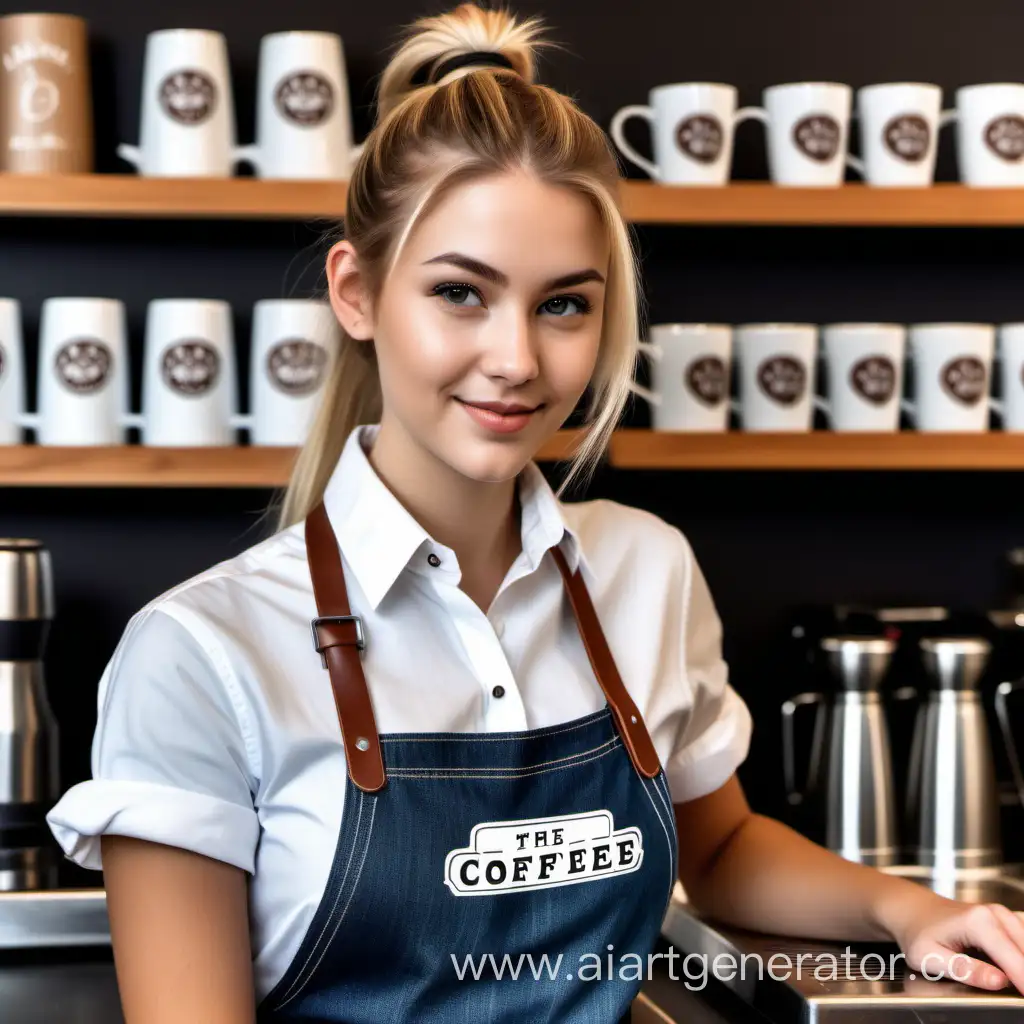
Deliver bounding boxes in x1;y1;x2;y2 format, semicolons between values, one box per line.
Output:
0;538;60;891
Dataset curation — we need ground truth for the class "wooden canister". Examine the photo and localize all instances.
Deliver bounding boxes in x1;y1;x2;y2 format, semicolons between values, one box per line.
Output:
0;13;94;173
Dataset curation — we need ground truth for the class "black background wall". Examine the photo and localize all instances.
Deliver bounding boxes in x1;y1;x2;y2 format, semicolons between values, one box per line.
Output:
3;0;1024;855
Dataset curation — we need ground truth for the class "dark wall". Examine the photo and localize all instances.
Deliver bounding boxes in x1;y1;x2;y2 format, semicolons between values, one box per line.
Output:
3;0;1024;843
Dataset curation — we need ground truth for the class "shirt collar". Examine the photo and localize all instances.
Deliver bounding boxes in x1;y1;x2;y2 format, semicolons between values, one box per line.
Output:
321;423;589;611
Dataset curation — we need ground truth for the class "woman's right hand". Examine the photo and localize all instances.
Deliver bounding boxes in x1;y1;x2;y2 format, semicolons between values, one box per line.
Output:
101;835;256;1023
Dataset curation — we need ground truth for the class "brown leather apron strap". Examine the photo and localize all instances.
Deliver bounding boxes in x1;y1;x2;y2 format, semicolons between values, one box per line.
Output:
305;501;386;793
305;498;662;790
548;545;663;780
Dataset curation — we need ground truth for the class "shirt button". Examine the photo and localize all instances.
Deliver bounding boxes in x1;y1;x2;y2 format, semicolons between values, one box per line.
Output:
427;553;441;568
492;685;505;699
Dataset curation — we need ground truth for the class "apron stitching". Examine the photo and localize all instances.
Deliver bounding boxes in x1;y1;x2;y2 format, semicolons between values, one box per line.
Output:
388;735;619;772
387;742;621;780
640;774;675;910
273;789;366;1008
650;770;672;822
277;795;379;1010
379;714;607;743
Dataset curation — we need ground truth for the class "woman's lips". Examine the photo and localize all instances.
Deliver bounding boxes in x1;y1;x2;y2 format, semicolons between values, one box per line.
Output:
456;398;542;435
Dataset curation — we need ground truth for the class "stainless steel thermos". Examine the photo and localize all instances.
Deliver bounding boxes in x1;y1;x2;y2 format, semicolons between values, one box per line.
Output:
0;538;60;889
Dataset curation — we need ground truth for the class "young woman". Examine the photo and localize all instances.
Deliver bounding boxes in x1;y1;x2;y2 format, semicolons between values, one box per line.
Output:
47;5;1024;1022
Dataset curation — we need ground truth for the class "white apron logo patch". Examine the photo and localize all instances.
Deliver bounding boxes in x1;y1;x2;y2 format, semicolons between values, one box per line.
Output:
444;809;643;897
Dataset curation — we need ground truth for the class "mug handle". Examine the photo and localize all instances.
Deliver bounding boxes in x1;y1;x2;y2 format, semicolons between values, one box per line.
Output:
734;106;766;129
630;340;663;404
234;144;261;172
628;381;661;406
15;411;40;431
939;108;958;129
609;106;661;181
813;394;834;424
120;411;145;430
900;397;918;426
230;413;254;431
116;143;142;169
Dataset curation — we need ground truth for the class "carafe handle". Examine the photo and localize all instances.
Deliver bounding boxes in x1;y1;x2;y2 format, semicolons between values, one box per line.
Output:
781;691;825;806
995;679;1024;810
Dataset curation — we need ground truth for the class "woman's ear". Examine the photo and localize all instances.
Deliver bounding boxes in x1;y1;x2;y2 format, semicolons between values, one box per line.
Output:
327;240;375;341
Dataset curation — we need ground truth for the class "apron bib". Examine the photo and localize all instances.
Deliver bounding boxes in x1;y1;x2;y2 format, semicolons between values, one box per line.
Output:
257;501;678;1023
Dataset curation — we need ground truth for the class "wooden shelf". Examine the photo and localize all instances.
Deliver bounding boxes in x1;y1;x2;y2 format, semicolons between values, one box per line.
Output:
0;430;582;487
2;176;1024;225
609;430;1024;470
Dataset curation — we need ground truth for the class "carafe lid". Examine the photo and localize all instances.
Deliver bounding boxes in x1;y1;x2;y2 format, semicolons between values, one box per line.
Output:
919;636;991;690
821;636;895;692
0;540;54;622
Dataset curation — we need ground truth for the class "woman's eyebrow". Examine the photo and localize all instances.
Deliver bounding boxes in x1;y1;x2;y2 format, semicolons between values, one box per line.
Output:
422;252;605;290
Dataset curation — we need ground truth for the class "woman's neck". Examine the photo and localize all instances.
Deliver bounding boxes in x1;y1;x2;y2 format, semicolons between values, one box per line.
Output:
366;418;523;613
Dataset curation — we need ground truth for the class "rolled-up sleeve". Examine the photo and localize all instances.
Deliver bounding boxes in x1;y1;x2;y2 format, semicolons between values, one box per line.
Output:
664;536;752;803
46;607;260;873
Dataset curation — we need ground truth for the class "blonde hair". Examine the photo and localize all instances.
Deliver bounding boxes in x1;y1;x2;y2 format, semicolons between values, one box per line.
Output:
275;3;641;531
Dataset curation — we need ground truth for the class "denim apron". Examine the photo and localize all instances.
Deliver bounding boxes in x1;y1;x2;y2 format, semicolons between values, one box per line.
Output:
257;501;678;1024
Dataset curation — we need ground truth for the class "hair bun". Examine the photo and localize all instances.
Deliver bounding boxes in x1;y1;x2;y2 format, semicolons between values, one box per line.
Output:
377;3;549;120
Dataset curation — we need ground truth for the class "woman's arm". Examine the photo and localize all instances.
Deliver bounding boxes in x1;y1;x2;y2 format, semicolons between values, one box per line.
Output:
101;835;255;1023
675;774;1024;992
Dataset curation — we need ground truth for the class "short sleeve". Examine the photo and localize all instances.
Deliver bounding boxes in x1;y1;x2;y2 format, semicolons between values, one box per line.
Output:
46;607;260;873
664;536;752;803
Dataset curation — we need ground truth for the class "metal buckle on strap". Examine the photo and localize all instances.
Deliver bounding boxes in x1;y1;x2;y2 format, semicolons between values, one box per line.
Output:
311;615;365;668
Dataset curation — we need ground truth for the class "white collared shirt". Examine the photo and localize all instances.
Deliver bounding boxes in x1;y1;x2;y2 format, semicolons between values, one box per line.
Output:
46;422;751;1000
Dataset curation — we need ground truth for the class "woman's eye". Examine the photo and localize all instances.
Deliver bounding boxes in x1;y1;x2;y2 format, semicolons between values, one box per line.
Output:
434;284;483;307
541;295;591;317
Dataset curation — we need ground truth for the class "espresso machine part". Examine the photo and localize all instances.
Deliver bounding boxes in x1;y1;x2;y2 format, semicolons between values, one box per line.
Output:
907;637;1002;871
0;539;59;891
782;636;899;867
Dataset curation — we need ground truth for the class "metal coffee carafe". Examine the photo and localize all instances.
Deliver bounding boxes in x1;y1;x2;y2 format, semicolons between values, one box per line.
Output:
782;636;899;866
906;637;1002;870
0;539;60;890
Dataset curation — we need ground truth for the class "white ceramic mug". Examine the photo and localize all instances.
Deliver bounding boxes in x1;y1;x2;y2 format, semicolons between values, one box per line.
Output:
743;82;853;186
26;298;136;445
992;323;1024;431
734;323;818;431
118;29;240;177
140;299;239;446
236;31;360;180
631;324;732;430
0;299;25;444
847;84;946;187
904;323;995;431
942;84;1024;186
610;84;758;186
235;299;339;445
818;324;906;431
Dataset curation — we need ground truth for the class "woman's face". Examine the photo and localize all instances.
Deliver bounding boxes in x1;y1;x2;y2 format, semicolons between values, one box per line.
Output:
332;169;609;484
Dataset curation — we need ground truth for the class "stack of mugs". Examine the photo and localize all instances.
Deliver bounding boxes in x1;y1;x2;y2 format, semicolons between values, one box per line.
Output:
613;81;1024;187
0;298;340;447
634;322;1024;433
118;29;359;179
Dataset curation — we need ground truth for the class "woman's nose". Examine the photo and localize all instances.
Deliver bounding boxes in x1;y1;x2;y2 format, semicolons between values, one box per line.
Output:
481;309;540;383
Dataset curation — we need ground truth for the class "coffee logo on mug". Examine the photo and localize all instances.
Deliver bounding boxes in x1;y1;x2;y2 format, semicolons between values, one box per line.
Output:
984;115;1024;162
675;114;724;164
757;356;807;406
940;356;987;406
849;355;897;405
792;114;841;162
274;70;335;128
266;339;328;395
883;114;931;163
159;69;217;125
55;338;112;394
685;356;728;406
161;340;221;396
